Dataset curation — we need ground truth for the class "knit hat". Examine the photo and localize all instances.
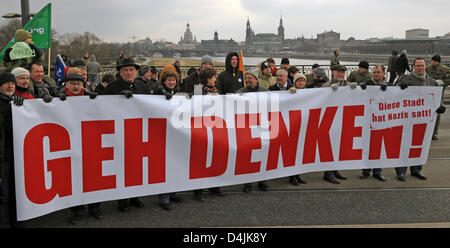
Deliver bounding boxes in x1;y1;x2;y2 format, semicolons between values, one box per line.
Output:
432;55;441;63
11;67;30;78
314;67;326;77
245;67;259;79
0;72;16;85
15;29;32;42
201;55;213;65
358;61;369;70
293;73;307;84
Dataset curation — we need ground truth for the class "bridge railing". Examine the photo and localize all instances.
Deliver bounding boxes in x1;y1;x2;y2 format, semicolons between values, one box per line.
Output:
99;64;396;80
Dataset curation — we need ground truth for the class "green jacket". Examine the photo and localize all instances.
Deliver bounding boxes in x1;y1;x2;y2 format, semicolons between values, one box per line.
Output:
426;64;450;86
305;73;314;84
395;72;438;87
346;70;373;83
330;55;340;66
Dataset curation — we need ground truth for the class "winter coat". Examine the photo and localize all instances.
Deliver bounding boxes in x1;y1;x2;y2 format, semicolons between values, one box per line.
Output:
307;77;328;88
426;64;450;86
364;78;388;86
0;93;13;163
217;52;244;94
388;55;398;72
330;55;340;67
346;70;373;83
180;70;200;94
94;83;107;95
268;81;293;91
235;84;268;94
102;78;150;95
395;54;411;75
29;77;57;98
86;55;101;76
395;72;438;87
152;83;179;97
321;78;351;88
3;43;43;71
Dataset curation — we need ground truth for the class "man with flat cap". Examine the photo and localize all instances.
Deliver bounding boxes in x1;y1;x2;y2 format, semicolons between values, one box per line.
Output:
102;58;149;211
320;64;354;184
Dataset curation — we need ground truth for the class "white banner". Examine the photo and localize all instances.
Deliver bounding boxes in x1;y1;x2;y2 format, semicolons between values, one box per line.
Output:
12;86;441;220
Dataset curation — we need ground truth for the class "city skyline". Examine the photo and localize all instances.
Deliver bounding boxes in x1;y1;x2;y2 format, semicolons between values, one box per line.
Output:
2;0;449;44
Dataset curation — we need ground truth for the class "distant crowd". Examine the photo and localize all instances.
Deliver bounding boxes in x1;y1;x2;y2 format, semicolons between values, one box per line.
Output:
1;29;449;227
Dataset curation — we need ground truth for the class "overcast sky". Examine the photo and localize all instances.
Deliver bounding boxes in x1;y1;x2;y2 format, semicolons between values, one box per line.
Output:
2;0;449;43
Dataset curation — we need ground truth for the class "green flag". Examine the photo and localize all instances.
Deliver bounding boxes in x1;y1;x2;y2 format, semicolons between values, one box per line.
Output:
0;3;52;63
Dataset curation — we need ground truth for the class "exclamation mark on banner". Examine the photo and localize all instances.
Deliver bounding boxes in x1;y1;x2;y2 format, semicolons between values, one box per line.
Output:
408;123;427;158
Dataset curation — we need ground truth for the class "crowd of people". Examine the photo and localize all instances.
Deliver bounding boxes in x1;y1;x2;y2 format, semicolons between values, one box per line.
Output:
0;29;449;227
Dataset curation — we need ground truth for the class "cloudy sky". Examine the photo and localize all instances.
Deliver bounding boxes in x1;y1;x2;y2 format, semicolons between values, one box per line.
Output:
2;0;449;43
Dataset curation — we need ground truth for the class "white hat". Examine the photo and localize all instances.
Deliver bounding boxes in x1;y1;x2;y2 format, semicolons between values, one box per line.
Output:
11;67;30;78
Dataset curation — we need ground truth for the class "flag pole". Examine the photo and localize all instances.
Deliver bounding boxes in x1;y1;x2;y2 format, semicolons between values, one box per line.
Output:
239;50;246;87
47;47;51;76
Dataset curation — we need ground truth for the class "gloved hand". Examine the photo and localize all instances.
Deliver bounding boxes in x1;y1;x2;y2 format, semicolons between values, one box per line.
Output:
359;82;367;90
331;83;339;91
89;92;98;99
380;84;387;91
12;95;24;106
289;87;297;94
348;82;357;89
399;83;408;90
57;93;66;101
185;93;192;99
164;92;172;100
43;94;53;103
121;90;133;98
436;105;446;114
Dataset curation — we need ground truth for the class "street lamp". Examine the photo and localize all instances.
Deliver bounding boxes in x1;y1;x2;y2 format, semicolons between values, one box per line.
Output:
1;0;35;27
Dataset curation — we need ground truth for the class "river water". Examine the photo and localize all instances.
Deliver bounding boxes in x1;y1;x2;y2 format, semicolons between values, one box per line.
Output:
185;56;354;66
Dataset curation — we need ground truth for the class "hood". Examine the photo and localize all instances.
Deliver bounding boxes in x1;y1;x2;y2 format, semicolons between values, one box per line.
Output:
225;52;239;73
90;55;96;62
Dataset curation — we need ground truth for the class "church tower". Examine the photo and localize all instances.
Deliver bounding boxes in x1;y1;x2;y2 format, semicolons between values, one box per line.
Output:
278;15;285;40
245;17;254;45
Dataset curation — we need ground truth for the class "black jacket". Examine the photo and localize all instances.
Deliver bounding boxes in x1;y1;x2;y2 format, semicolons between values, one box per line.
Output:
102;78;150;95
268;81;293;91
152;83;179;97
217;52;244;94
396;54;411;75
0;94;13;163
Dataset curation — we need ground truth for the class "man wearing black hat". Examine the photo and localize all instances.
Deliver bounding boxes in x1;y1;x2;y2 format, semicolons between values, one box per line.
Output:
102;58;149;212
426;55;450;140
103;58;150;96
0;72;23;227
346;61;373;83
